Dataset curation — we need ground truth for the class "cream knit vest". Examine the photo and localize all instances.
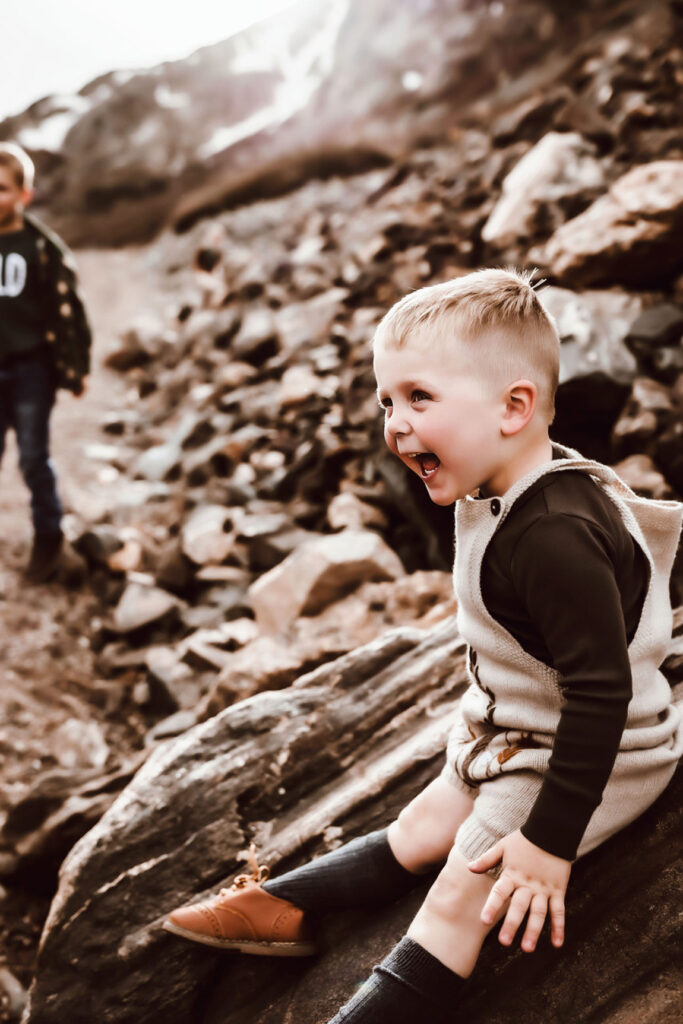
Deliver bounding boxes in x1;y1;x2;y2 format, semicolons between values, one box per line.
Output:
446;443;683;790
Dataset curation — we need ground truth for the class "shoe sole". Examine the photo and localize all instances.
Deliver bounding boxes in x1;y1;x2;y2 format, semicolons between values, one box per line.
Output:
162;919;317;956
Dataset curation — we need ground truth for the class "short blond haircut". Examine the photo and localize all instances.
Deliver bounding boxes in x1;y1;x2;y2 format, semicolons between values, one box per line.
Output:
0;143;35;190
373;268;561;423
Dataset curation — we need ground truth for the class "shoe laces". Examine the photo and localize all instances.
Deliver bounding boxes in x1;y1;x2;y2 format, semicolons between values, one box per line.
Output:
220;843;270;896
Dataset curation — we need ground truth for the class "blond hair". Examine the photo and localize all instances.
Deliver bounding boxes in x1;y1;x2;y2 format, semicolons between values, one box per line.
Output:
0;143;35;190
373;268;561;423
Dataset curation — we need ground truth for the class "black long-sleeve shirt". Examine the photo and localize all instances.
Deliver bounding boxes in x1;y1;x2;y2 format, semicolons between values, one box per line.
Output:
480;464;649;860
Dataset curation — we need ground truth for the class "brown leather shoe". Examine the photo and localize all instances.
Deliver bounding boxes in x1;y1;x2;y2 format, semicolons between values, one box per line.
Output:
163;846;317;956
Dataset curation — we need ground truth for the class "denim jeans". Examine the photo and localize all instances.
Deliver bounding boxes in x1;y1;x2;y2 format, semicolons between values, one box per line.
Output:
0;351;63;535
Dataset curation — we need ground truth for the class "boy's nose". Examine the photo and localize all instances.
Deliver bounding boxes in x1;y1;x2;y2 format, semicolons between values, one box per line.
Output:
385;411;412;440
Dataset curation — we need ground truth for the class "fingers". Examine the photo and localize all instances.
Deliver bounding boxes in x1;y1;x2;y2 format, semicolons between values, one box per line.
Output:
491;884;562;951
480;873;514;926
468;842;502;875
497;886;532;946
520;893;548;952
549;893;565;947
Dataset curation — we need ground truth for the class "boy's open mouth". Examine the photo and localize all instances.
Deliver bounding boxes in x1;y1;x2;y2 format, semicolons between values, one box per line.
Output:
411;452;440;478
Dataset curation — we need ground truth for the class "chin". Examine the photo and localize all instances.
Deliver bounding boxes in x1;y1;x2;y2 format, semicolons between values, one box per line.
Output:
426;489;456;506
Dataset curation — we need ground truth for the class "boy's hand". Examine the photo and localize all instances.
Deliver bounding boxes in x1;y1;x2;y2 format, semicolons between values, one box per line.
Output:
468;829;571;952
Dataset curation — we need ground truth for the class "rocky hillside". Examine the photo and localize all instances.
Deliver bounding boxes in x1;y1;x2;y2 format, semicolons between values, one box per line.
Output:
4;0;681;246
0;0;682;1021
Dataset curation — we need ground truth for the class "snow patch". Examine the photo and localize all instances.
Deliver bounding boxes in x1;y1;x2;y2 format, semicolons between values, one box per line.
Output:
130;120;159;147
112;69;137;86
200;0;349;159
18;111;81;152
154;84;190;110
402;70;423;92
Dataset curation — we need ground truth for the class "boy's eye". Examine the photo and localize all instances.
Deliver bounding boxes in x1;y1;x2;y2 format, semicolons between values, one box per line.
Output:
378;397;392;409
412;390;430;402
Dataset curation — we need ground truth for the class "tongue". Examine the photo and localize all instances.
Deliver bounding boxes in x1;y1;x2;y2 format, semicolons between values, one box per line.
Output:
419;453;440;473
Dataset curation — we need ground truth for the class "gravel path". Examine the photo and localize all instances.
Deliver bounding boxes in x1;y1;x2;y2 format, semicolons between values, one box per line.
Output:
0;243;171;1013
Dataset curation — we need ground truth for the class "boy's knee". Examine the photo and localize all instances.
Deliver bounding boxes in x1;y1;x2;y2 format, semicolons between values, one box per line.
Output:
392;797;450;868
390;779;475;872
423;847;492;923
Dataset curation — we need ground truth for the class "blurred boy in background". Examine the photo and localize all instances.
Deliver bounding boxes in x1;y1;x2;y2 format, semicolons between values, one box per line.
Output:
0;143;91;581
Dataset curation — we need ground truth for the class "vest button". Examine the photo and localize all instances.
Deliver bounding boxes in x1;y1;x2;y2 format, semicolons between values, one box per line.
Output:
490;498;501;516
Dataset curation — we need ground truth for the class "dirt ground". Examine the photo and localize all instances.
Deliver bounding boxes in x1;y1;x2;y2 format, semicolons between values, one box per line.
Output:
0;244;174;1012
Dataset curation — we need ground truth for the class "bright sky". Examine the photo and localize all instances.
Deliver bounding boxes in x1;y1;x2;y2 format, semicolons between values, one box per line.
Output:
0;0;301;121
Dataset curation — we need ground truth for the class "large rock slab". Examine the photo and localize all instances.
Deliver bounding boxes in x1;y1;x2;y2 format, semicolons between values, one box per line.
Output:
23;622;466;1024
205;768;683;1024
23;621;683;1024
531;160;683;287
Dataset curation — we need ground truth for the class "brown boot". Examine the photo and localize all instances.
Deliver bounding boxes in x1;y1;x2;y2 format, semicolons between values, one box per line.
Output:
25;530;63;583
163;846;317;956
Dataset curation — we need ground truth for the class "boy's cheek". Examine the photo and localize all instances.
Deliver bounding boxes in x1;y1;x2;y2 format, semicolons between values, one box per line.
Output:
383;425;396;452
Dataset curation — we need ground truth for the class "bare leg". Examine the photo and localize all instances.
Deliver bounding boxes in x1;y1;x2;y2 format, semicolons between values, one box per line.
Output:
407;845;500;977
387;776;475;873
326;842;501;1023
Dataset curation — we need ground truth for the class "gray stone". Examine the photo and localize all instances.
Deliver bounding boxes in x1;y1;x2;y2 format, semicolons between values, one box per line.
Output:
231;308;280;366
541;287;641;385
112;583;182;634
0;758;145;888
0;965;27;1022
181;505;235;566
531;160;683;287
133;439;183;482
145;710;199;746
612;454;673;500
73;527;124;566
327;492;388;531
482;132;604;246
249;529;405;633
627;304;683;348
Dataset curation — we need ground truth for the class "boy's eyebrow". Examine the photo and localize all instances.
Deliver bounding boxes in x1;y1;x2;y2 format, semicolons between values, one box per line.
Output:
376;380;433;395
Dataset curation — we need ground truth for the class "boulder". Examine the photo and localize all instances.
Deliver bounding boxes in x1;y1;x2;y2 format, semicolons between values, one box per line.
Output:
482;132;604;246
22;622;683;1024
230;309;280;366
133;439;183;482
0;757;146;892
0;966;27;1023
625;304;683;384
277;365;339;408
248;529;405;632
612;454;673;500
111;582;183;635
104;315;171;371
531;160;683;287
611;375;675;455
540;287;640;384
23;623;466;1024
180;505;235;566
201;633;350;714
327;492;388;531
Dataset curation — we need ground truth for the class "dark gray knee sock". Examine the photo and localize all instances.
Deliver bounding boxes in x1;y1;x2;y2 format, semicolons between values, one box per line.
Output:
263;828;427;914
328;937;465;1023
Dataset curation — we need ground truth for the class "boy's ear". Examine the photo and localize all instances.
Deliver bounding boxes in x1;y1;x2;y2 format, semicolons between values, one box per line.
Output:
20;186;34;209
500;379;537;436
